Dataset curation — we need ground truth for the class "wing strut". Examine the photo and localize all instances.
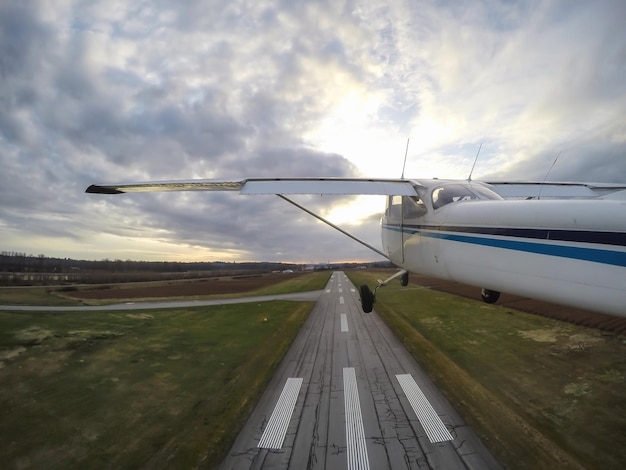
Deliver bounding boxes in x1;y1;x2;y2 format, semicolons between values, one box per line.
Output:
276;195;390;260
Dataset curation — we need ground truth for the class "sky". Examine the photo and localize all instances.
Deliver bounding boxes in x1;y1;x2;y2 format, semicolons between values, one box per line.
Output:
1;0;625;264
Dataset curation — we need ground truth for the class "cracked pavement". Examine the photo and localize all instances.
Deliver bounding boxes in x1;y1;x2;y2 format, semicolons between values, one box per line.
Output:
219;272;502;470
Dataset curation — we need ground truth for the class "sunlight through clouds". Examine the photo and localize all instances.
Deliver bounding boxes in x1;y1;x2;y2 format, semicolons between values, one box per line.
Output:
1;0;625;262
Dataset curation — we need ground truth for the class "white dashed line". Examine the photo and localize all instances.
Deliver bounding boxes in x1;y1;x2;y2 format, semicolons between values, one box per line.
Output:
344;368;370;470
340;313;349;332
396;374;453;443
258;378;303;449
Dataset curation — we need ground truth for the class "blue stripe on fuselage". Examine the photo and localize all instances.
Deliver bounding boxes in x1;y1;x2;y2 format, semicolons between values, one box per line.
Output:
381;223;626;267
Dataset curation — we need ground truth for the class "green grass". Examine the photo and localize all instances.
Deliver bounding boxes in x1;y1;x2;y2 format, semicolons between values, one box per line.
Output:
0;301;312;468
249;271;331;295
0;287;85;306
347;271;626;470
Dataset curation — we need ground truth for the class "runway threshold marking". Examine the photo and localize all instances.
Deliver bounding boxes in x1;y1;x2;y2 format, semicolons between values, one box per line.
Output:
343;368;370;470
340;313;349;332
396;374;453;443
258;377;303;449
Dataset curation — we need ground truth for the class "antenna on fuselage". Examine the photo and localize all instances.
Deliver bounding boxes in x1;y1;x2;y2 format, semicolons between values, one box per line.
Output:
467;142;482;182
538;151;562;200
401;138;410;179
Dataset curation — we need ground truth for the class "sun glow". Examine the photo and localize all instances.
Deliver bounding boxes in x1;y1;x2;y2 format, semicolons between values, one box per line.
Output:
322;195;386;226
305;87;412;177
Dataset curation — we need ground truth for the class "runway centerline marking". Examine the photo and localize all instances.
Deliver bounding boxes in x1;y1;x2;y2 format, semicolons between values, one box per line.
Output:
340;313;349;332
258;377;303;449
344;368;370;470
339;296;345;304
396;374;453;443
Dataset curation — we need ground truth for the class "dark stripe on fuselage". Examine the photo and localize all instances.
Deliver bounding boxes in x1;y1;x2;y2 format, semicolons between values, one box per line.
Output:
385;223;626;246
382;223;626;267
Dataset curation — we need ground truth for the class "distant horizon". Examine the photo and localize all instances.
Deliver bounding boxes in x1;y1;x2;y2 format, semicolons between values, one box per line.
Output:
0;251;387;267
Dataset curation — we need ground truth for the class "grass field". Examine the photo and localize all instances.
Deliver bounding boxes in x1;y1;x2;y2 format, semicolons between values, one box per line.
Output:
0;287;85;306
347;271;626;470
0;272;331;469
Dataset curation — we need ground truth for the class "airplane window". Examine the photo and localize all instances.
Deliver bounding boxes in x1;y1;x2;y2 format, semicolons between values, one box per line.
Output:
387;195;403;219
432;185;479;209
386;195;426;219
403;196;427;218
467;184;503;200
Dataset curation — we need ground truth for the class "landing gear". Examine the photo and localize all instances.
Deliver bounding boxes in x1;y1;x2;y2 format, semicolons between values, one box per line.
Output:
359;269;408;313
481;288;500;304
360;285;374;313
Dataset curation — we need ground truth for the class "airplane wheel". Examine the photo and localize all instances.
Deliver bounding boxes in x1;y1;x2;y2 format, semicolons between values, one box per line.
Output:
360;285;374;313
481;288;500;304
400;272;409;287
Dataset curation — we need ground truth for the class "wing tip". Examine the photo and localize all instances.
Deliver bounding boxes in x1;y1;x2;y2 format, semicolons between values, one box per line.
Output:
85;185;124;194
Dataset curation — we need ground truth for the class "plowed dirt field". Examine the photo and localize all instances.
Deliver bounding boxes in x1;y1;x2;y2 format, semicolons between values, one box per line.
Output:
67;273;302;299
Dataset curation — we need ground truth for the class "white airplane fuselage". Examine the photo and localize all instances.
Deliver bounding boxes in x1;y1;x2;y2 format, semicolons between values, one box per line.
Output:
381;180;626;316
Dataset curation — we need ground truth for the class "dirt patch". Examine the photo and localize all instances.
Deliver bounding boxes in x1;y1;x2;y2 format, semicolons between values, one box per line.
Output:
15;327;54;345
419;317;444;327
126;313;154;320
519;329;561;343
64;273;302;300
0;346;27;361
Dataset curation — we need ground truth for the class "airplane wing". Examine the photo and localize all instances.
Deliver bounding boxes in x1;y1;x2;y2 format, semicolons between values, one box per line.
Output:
487;181;626;200
86;177;418;196
86;177;418;261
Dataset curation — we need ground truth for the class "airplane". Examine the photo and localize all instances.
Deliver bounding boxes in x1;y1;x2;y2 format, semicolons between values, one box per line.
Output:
86;177;626;317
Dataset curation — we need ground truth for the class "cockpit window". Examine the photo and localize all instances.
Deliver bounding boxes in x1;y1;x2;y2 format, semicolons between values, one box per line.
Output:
387;195;403;219
467;184;503;200
431;183;500;209
403;196;427;218
387;195;427;219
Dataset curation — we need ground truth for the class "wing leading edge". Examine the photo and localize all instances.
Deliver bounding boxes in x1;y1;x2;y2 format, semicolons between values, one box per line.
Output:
86;177;418;196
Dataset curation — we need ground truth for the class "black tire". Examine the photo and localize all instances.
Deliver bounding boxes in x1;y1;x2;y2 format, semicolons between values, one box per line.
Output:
360;284;374;313
481;288;500;304
400;272;409;287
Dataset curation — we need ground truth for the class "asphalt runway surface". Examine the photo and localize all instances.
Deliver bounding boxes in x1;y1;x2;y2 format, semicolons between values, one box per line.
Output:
219;271;502;470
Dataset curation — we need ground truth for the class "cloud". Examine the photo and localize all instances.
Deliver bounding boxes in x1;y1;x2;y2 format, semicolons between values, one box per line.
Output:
1;0;625;262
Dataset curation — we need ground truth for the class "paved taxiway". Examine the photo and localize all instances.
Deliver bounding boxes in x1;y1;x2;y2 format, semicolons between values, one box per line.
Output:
0;291;322;311
219;271;502;470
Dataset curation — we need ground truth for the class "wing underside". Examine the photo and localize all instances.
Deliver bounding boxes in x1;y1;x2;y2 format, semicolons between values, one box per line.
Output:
86;177;416;260
86;177;418;196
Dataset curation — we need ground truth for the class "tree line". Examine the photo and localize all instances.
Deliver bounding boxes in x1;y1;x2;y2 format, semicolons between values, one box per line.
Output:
0;251;297;274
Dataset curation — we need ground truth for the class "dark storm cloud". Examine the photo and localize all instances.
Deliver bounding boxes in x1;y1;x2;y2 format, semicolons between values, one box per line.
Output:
0;3;53;79
486;135;626;184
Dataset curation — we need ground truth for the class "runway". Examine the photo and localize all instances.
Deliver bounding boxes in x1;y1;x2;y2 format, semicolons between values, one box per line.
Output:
219;271;502;469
